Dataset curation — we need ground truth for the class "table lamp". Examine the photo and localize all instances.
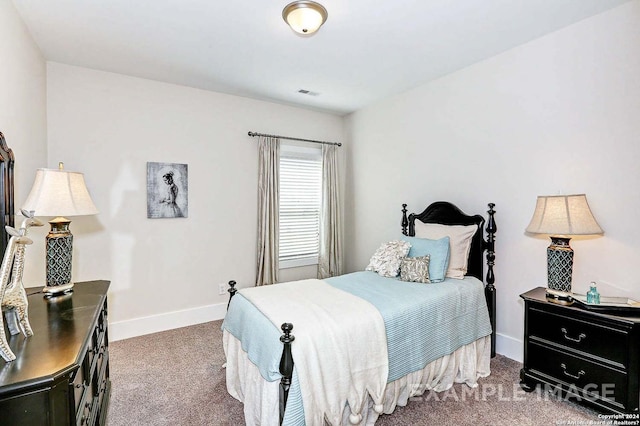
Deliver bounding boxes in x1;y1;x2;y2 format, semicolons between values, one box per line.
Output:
525;194;603;300
22;163;98;296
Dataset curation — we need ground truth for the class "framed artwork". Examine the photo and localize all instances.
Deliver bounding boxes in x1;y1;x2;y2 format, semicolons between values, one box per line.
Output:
146;162;188;219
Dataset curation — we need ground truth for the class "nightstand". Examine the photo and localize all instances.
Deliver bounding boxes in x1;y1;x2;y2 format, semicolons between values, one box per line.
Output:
520;287;640;414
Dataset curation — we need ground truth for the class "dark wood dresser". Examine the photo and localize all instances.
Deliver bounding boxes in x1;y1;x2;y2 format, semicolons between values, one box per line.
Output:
520;287;640;414
0;280;111;425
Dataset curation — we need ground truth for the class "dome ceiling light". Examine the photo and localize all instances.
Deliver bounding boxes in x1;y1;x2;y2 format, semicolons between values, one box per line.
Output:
282;1;328;35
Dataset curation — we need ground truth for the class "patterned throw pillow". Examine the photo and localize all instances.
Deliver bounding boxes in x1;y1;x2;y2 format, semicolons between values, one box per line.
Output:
365;240;411;278
400;236;450;283
400;255;431;283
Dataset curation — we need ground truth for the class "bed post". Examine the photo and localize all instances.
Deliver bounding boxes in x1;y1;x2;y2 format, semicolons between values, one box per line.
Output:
401;204;408;235
485;203;497;358
279;323;295;425
227;280;237;310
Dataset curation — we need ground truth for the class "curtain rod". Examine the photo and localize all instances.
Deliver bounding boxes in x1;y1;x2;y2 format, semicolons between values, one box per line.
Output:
248;131;342;147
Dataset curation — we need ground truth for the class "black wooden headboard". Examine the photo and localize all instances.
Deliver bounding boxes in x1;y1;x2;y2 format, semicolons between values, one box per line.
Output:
402;201;486;281
401;201;497;357
0;132;15;261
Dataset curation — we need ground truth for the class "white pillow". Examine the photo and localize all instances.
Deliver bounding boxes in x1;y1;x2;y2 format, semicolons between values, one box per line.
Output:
365;240;411;278
413;222;477;279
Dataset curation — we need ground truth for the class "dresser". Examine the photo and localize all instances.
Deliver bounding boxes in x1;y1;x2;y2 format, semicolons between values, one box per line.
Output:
520;287;640;414
0;280;111;425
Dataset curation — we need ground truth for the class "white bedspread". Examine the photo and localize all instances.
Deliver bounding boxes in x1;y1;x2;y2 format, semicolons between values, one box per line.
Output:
239;279;388;425
223;332;491;426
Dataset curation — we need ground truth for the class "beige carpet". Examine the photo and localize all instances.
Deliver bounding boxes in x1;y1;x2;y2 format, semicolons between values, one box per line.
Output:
108;320;600;425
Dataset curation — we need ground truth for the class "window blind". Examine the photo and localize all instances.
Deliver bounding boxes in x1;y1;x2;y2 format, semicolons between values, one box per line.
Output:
279;150;322;267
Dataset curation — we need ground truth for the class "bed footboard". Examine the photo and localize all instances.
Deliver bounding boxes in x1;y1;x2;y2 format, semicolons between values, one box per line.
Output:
225;283;294;425
279;323;295;425
226;280;237;309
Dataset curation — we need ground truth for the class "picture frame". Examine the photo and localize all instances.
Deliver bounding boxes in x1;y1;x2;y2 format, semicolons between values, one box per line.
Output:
146;162;188;219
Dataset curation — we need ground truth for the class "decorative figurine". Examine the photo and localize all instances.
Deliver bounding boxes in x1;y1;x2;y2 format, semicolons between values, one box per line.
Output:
0;226;33;362
2;210;43;338
586;282;601;304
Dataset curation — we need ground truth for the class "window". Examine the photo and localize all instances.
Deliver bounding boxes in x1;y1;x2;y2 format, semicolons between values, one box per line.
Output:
279;145;322;268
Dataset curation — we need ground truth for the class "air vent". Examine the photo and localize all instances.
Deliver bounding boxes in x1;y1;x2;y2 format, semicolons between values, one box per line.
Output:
297;89;320;96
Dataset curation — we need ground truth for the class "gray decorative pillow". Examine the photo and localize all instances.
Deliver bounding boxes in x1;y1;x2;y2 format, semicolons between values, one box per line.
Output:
400;255;431;283
365;240;411;278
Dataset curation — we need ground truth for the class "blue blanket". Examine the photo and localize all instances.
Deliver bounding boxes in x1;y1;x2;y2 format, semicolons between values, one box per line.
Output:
222;271;492;425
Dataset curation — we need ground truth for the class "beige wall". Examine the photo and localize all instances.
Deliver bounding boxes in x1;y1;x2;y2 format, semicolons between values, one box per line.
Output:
44;63;344;340
344;1;640;361
0;0;47;285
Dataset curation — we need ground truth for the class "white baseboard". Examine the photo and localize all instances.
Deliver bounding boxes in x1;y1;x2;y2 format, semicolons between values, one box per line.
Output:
109;302;227;342
495;332;523;362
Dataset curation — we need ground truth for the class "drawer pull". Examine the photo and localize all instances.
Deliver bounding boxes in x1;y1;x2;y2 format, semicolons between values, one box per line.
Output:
561;328;586;343
560;363;585;380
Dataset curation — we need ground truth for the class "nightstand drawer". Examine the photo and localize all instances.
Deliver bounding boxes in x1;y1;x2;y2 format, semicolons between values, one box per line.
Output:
529;342;627;407
529;307;628;367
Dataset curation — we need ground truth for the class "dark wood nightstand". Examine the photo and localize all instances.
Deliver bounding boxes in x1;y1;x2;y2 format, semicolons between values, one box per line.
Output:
0;281;110;425
520;287;640;414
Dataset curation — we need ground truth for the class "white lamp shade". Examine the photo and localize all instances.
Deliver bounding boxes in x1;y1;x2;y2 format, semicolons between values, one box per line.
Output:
283;1;328;35
525;194;603;236
22;168;99;217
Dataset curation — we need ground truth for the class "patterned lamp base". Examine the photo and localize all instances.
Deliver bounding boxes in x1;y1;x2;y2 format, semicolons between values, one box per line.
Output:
546;236;573;300
43;218;75;296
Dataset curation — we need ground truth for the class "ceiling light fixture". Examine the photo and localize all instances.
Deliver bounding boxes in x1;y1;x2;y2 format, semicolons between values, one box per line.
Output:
282;1;328;35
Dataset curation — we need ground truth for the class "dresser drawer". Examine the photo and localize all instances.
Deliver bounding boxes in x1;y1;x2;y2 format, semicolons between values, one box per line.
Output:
529;342;627;407
98;306;107;334
529;307;629;367
71;346;92;418
95;354;110;415
76;393;94;426
86;326;99;374
95;343;108;385
70;361;86;412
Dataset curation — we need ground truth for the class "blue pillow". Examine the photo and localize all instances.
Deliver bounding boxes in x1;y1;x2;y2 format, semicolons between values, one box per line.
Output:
401;236;450;283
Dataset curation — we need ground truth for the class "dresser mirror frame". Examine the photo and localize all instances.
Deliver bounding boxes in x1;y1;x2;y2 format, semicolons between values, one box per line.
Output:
0;132;15;261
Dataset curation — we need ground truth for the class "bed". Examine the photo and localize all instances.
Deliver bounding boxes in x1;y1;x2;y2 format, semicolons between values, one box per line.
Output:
222;201;497;425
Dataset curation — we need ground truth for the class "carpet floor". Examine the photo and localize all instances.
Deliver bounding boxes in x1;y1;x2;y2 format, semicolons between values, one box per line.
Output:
108;320;602;425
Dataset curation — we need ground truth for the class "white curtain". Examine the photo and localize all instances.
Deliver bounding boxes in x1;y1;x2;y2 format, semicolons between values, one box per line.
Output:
256;136;280;286
318;144;343;279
